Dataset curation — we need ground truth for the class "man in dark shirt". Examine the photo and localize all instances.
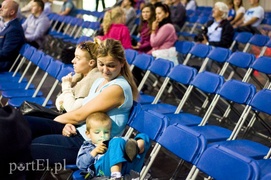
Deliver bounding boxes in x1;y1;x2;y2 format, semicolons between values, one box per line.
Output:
0;0;25;72
170;0;186;32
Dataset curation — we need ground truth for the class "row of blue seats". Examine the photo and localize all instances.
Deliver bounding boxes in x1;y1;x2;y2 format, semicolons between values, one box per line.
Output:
73;70;271;179
0;44;73;108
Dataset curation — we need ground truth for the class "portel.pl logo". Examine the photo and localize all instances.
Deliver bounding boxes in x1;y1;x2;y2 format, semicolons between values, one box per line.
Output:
9;159;66;174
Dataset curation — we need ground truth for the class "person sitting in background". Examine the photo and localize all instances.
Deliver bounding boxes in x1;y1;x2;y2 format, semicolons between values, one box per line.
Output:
132;3;155;86
58;0;77;17
230;0;245;26
149;0;162;7
233;0;264;34
226;0;235;22
21;0;51;17
55;41;102;113
169;0;186;32
97;6;132;49
132;3;155;53
148;3;177;54
42;0;52;15
20;0;33;17
195;2;234;48
0;0;25;72
22;0;50;49
181;0;197;11
76;112;150;179
121;0;137;33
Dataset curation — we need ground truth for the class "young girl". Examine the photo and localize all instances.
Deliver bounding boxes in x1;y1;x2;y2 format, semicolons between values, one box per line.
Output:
97;6;132;49
230;0;245;26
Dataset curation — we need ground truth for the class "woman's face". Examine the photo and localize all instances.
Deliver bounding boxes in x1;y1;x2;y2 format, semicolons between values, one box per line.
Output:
71;48;92;76
97;55;124;82
142;7;152;21
234;0;241;7
155;7;169;23
212;5;223;19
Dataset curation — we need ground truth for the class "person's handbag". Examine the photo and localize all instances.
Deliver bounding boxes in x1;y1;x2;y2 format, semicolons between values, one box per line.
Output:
19;101;62;119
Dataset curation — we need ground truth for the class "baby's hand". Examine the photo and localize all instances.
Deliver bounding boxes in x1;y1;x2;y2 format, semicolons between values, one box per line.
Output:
91;142;108;157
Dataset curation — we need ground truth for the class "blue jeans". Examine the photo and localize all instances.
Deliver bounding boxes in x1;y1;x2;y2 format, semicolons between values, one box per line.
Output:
25;116;84;165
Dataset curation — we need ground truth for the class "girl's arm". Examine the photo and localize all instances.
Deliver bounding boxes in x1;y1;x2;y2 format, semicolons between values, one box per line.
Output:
54;84;124;124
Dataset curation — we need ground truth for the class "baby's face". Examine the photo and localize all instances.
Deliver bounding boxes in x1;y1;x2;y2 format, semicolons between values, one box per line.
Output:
85;120;111;145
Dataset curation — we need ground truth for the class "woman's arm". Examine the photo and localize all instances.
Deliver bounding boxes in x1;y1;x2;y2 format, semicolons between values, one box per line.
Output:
54;85;124;124
231;12;245;25
150;24;175;48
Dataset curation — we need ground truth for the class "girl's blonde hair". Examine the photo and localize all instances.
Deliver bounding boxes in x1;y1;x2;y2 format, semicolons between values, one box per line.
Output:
102;6;125;34
97;39;138;100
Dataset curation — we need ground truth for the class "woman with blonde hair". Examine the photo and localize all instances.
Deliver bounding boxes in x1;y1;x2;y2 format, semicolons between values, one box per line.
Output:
28;39;138;166
97;6;132;49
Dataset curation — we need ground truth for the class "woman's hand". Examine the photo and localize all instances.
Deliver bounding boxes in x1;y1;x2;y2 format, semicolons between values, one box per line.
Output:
132;42;141;49
62;73;73;83
62;124;77;137
202;34;208;45
152;20;159;32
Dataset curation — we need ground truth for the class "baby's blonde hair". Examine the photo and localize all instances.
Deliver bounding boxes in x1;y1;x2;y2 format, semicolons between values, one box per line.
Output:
102;6;125;34
86;112;112;131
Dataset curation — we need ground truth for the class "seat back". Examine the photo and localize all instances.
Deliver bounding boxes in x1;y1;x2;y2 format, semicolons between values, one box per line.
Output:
191;71;224;94
137;58;174;102
46;60;63;79
158;123;207;163
128;109;169;141
199;47;231;72
29;50;44;65
174;40;194;55
168;64;198;85
183;43;212;66
244;34;269;54
130;53;154;71
249;89;271;115
243;56;271;89
230;32;253;51
125;49;138;65
147;58;174;77
219;52;255;80
150;64;197;105
218;80;256;105
196;144;260;180
38;55;54;71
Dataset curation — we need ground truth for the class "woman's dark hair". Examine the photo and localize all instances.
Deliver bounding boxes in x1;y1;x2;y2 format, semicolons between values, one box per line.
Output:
138;3;155;34
129;0;135;7
155;3;172;28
